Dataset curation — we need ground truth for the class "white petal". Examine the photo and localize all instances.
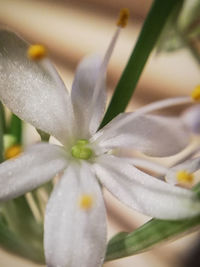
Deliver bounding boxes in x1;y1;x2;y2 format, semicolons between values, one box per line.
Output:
94;155;200;219
71;55;106;138
166;157;200;184
93;96;192;142
44;163;107;267
92;113;190;157
0;30;73;143
125;157;168;175
135;96;192;115
0;143;68;201
181;105;200;134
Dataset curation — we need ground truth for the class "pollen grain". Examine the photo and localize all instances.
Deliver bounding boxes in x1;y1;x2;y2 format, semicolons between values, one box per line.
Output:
5;145;22;160
116;8;130;28
191;85;200;101
27;44;47;60
79;194;94;211
176;170;194;185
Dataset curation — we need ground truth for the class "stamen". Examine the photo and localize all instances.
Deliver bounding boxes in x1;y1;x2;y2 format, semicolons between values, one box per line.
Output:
27;44;47;60
191;85;200;101
79;194;94;210
71;139;93;160
176;170;194;185
90;10;129;130
117;8;130;28
5;145;22;159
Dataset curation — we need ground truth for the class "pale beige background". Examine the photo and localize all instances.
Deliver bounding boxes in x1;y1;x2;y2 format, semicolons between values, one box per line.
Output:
0;0;199;266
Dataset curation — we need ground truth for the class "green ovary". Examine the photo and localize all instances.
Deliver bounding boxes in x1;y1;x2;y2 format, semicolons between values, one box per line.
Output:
71;139;93;160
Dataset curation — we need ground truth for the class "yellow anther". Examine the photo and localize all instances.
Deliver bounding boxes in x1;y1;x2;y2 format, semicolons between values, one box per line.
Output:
27;44;47;60
191;85;200;101
116;8;130;28
5;145;22;160
176;170;194;185
79;194;94;211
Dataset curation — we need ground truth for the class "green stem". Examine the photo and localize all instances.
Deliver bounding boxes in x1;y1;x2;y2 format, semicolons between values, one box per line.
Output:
100;0;183;128
0;214;44;263
0;102;4;162
2;196;42;241
0;113;45;262
0;102;6;133
9;114;22;144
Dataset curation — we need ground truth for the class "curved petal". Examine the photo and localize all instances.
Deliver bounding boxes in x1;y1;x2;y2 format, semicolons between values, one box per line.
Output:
135;96;192;115
166;157;200;184
0;143;68;201
71;55;106;138
94;155;200;219
44;162;106;267
181;105;200;134
92;113;190;157
0;30;73;143
126;157;168;175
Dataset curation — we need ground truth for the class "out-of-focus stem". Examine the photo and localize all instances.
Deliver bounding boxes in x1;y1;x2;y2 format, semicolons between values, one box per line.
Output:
0;102;5;162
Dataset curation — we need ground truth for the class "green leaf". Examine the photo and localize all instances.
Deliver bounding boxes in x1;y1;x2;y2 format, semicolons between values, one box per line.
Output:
100;0;183;128
105;215;200;261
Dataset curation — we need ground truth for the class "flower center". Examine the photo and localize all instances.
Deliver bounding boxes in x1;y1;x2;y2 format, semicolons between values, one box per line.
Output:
71;139;93;160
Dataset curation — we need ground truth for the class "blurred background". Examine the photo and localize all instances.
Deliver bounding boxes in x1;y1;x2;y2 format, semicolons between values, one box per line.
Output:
0;0;199;266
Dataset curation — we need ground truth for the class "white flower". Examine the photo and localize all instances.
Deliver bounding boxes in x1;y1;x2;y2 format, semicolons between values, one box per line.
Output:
128;157;200;186
166;157;200;185
0;27;200;267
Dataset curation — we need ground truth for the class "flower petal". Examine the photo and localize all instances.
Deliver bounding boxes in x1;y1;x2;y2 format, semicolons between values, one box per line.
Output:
0;30;73;143
44;162;106;267
135;96;192;115
71;55;106;138
166;157;200;184
181;105;200;134
94;155;200;219
126;157;168;175
92;113;190;157
0;143;68;201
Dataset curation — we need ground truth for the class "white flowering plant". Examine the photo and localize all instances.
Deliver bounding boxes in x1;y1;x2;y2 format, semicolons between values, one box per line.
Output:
0;1;200;267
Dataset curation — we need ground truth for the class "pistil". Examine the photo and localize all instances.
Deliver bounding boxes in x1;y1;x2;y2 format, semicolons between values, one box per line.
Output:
71;139;93;160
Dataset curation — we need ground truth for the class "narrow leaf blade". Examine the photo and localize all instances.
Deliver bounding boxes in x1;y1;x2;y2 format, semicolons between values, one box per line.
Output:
105;216;200;261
